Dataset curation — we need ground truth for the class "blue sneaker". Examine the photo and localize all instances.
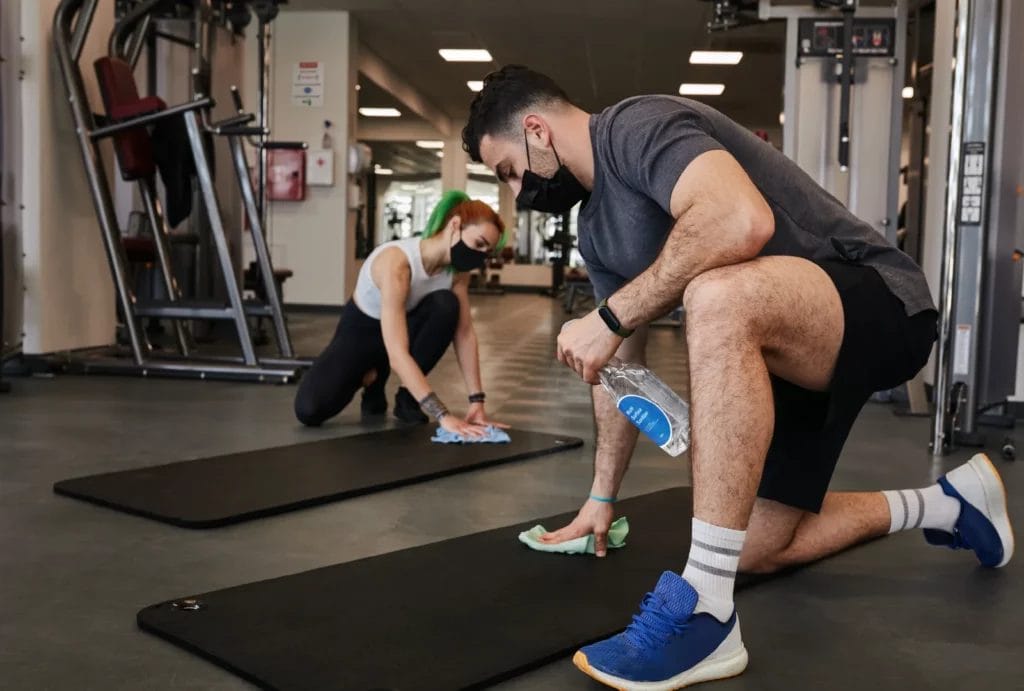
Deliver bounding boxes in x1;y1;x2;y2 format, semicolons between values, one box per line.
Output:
924;453;1015;568
573;572;747;690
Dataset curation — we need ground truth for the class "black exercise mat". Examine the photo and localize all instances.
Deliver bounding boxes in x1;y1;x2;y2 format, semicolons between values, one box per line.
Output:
138;488;764;690
54;428;582;528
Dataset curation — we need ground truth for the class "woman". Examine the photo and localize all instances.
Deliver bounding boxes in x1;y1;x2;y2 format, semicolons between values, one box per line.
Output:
295;190;508;438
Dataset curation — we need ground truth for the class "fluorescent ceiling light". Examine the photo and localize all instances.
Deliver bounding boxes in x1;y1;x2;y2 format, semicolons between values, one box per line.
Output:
359;107;401;117
778;112;785;125
689;50;743;65
679;83;725;96
374;166;393;175
416;140;445;149
466;163;493;175
902;86;915;99
435;151;444;157
467;80;484;92
439;49;492;62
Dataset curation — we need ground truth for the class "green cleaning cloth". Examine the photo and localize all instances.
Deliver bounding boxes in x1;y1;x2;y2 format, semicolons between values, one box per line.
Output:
517;517;629;554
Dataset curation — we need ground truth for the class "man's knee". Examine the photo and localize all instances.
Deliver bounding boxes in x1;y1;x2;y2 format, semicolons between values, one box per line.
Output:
739;502;806;574
739;542;793;575
683;265;762;336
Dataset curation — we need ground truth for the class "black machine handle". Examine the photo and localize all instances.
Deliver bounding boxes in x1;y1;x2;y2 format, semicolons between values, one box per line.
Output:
210;112;255;131
837;3;855;169
230;85;244;113
217;126;266;137
264;141;308;150
90;97;214;140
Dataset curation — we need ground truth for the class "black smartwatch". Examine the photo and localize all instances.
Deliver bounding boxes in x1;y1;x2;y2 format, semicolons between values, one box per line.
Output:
597;299;634;338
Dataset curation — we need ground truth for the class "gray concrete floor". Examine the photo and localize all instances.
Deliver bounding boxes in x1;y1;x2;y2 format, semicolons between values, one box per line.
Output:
1;293;1021;690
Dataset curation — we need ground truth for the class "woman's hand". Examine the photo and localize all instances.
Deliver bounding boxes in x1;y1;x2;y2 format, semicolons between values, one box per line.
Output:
439;414;489;439
465;402;510;430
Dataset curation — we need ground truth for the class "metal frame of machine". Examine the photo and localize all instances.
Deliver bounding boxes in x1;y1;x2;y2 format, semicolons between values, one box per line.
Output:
931;0;1024;457
53;0;307;383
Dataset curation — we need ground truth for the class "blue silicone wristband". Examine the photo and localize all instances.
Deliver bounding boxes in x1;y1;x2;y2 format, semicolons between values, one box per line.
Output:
589;494;616;503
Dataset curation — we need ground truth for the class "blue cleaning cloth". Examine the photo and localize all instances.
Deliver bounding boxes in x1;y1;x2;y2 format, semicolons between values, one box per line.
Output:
431;425;511;444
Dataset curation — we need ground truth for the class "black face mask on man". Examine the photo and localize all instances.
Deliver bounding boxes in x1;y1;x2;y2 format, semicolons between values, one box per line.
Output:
450;228;488;272
516;131;588;213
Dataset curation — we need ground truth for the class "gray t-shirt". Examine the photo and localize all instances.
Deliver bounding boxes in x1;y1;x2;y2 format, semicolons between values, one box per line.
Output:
578;95;935;316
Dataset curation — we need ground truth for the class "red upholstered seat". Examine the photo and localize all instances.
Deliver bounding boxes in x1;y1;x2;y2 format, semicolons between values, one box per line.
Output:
94;57;166;181
109;95;166;121
121;236;157;263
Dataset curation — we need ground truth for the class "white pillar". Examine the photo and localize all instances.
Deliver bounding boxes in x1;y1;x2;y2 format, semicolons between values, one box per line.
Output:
18;0;118;353
441;137;468;192
268;10;358;305
498;183;517;250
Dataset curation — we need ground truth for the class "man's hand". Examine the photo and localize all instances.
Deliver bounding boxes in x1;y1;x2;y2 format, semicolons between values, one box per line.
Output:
465;403;510;429
537;499;616;557
557;311;623;384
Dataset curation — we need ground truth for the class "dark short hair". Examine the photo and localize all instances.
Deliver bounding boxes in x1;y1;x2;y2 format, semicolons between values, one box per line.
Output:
462;65;572;162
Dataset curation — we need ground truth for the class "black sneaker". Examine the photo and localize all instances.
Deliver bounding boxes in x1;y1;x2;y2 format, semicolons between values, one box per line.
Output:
394;387;429;424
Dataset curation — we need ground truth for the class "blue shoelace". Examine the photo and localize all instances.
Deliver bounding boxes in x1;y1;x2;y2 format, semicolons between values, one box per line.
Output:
623;592;689;649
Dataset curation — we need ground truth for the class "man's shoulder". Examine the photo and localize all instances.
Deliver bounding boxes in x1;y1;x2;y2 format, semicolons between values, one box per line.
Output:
599;95;709;125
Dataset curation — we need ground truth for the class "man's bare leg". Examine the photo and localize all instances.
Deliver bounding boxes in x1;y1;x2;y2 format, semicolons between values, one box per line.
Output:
678;256;844;622
740;494;890;573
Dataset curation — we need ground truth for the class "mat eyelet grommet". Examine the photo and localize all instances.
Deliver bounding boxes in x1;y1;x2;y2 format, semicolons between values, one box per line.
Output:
171;598;205;612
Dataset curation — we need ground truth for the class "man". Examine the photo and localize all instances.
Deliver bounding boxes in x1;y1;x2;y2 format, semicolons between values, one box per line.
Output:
462;65;1014;689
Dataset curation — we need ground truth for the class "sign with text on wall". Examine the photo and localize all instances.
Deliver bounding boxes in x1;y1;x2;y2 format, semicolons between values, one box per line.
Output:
292;61;324;107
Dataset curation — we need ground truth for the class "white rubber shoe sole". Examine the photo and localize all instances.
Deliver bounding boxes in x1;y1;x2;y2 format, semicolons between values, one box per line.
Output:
947;453;1015;568
572;620;749;691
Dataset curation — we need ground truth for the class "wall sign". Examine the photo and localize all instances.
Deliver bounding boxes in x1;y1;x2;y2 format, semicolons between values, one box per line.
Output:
292;61;324;107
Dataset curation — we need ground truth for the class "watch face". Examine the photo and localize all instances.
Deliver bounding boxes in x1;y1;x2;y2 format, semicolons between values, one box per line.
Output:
599;305;621;331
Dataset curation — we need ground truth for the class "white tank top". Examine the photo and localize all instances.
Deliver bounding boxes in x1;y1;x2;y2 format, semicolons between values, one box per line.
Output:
353;237;453;319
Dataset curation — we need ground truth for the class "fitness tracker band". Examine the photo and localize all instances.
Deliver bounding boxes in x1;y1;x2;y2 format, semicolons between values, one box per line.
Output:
597;299;634;338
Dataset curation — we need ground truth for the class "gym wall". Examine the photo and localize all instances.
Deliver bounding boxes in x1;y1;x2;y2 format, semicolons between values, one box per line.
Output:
253;10;359;306
16;0;117;355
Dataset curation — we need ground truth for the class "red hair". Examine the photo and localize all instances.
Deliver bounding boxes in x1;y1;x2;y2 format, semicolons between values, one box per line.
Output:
443;199;505;235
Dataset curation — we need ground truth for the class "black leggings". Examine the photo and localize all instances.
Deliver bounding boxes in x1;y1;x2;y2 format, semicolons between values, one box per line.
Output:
294;289;460;426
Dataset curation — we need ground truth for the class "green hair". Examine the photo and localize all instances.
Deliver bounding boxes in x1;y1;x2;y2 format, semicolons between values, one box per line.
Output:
422;189;509;252
423;189;471;239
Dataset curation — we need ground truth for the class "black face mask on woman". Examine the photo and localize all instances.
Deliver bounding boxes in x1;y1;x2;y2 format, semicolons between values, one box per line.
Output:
450;229;488;272
516;131;588;213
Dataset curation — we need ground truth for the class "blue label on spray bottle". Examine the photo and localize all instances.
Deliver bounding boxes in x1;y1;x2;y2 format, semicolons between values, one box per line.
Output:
616;395;672;446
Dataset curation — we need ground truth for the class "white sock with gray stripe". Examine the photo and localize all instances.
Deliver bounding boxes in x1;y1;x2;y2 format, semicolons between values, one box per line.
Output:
882;484;960;534
681;518;746;623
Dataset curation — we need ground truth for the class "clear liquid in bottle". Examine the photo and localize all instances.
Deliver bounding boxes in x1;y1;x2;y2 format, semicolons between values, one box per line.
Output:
598;360;690;457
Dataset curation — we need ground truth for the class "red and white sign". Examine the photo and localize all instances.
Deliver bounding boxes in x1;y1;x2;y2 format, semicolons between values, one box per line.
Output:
292;61;324;107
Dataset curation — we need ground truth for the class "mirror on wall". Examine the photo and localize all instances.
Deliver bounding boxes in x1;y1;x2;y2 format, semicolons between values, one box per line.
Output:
363;140;442;250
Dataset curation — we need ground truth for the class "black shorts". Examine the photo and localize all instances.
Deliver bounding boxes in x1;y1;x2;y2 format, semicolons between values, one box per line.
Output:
757;260;937;513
